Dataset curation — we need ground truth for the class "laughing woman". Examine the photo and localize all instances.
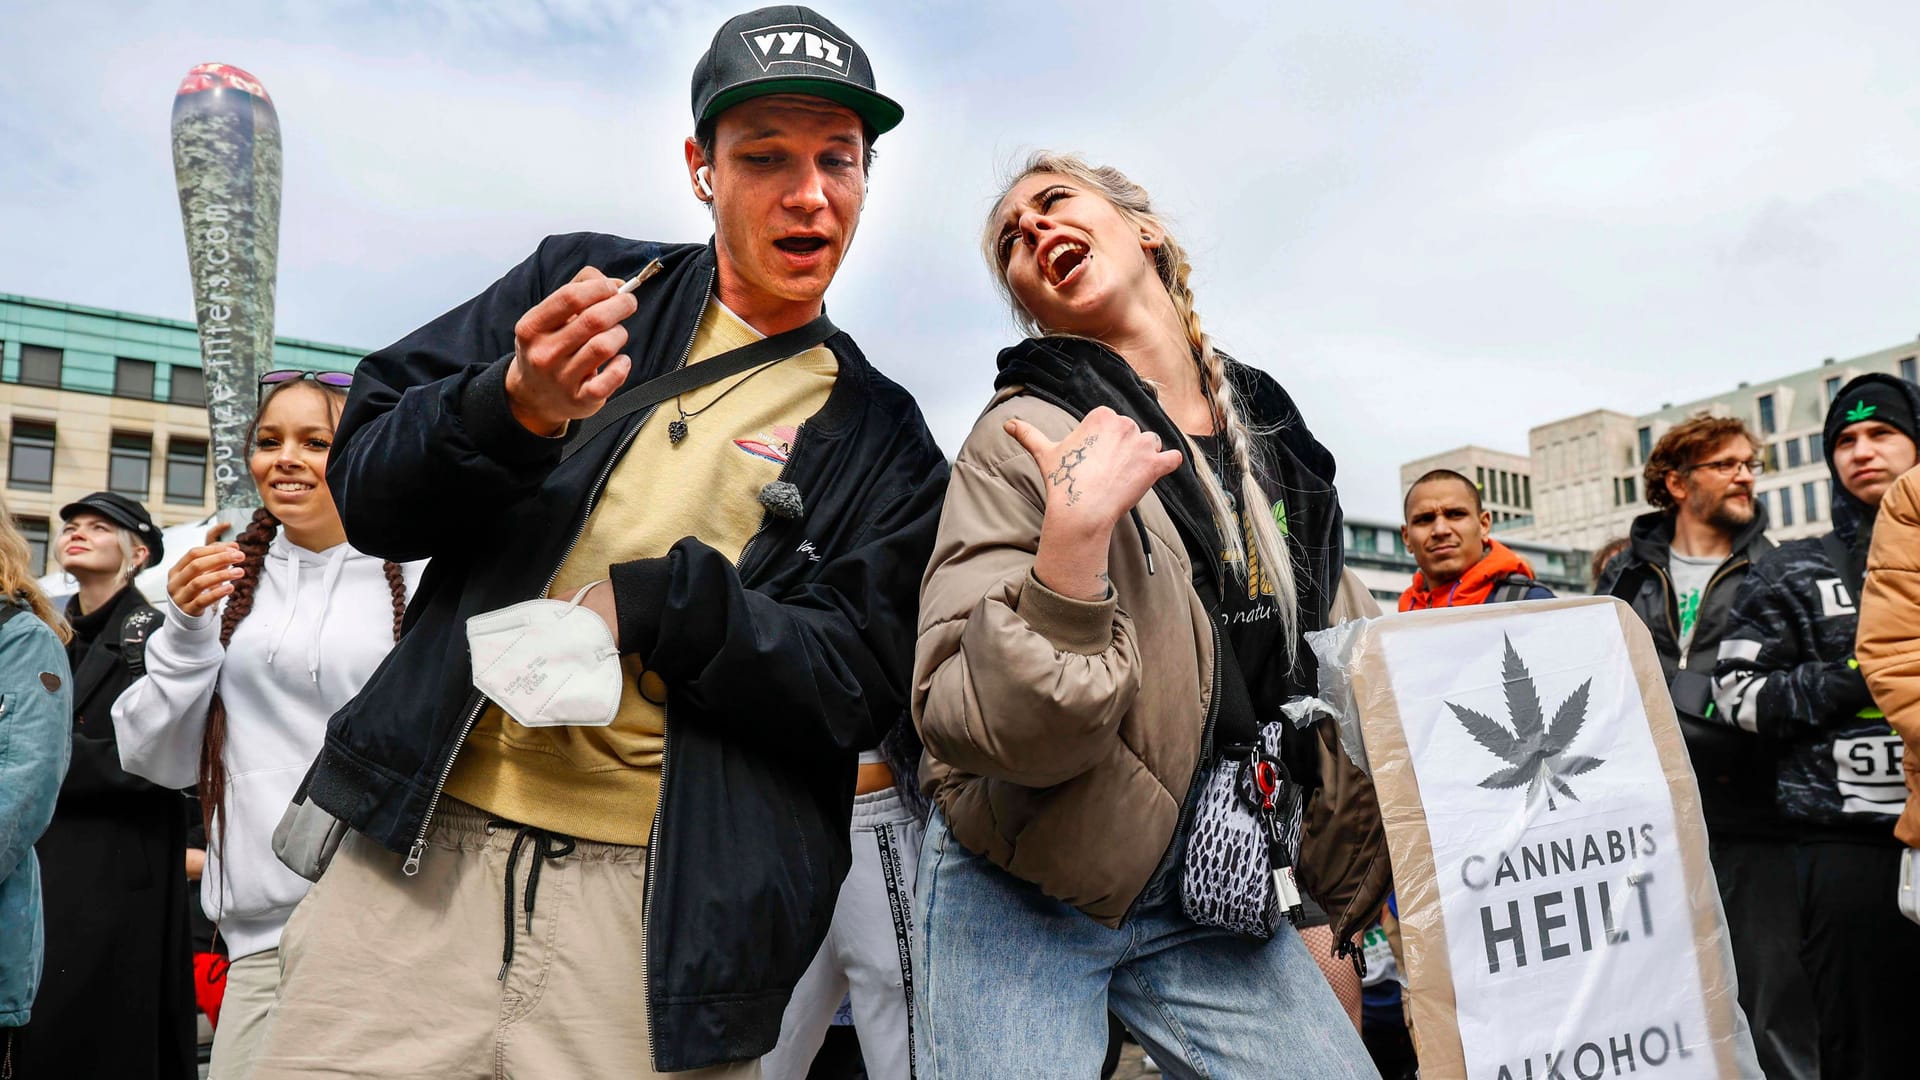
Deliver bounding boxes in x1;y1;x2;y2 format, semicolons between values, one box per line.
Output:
911;154;1375;1078
113;372;421;1080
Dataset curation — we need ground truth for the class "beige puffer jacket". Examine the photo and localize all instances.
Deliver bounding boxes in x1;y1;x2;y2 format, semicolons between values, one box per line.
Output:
913;393;1213;927
1858;466;1920;847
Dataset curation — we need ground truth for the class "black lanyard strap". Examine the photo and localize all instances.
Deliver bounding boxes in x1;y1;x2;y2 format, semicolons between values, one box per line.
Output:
559;312;838;463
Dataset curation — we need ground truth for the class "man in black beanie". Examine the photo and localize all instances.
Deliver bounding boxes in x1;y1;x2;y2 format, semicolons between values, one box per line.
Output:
1714;372;1920;1078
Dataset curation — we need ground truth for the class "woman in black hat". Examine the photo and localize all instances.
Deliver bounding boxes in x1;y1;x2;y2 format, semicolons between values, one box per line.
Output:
11;493;198;1080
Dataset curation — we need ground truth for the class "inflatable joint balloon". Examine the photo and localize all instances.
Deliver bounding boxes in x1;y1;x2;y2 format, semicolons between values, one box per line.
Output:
172;62;282;523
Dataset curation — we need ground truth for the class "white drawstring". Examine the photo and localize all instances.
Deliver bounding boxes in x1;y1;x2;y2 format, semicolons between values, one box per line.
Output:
306;546;350;683
263;540;353;684
265;539;301;667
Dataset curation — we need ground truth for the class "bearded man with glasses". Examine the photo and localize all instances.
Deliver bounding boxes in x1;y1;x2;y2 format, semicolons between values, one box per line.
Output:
1597;413;1815;1080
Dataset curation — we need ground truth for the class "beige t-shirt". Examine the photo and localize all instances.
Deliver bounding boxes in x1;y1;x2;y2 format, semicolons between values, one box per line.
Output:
445;299;838;844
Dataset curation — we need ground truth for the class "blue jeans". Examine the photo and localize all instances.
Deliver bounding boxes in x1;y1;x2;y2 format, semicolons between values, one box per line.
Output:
913;810;1379;1080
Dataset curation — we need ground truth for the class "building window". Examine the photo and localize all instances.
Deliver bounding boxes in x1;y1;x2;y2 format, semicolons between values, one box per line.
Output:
1637;426;1653;464
1350;528;1379;554
114;357;156;400
18;345;62;388
165;439;208;505
1778;489;1794;526
1754;489;1769;522
1763;442;1780;473
14;516;49;577
1475;466;1485;493
108;432;152;498
1804;481;1821;523
1786;438;1803;469
1808;433;1823;460
170;365;206;407
1758;394;1777;435
1903;357;1917;384
1499;471;1512;506
1623;476;1637;504
1522;475;1532;509
1825;376;1841;403
7;422;55;491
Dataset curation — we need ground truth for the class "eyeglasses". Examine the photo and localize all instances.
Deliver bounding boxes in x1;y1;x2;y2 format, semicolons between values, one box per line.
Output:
1687;458;1766;478
258;369;353;402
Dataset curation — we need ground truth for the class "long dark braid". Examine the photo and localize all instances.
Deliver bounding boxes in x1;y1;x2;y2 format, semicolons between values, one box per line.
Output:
196;518;408;838
198;507;279;841
382;559;408;639
197;378;410;901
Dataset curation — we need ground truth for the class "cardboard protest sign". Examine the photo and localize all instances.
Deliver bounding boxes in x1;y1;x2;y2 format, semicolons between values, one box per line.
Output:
1319;597;1757;1080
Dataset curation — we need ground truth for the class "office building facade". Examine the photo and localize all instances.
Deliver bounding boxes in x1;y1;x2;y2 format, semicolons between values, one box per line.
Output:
3;292;362;576
1397;445;1534;528
1399;337;1920;552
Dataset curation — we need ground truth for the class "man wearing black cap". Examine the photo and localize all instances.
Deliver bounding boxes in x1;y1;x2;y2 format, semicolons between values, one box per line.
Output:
252;7;945;1077
1714;372;1920;1078
12;493;198;1080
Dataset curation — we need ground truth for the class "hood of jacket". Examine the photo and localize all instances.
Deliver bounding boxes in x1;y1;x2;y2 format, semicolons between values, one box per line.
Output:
1401;539;1536;610
260;537;388;685
994;337;1227;588
1624;500;1772;575
1822;372;1920;550
993;336;1343;630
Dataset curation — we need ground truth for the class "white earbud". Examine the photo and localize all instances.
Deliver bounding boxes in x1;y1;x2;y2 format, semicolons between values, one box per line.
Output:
695;166;715;201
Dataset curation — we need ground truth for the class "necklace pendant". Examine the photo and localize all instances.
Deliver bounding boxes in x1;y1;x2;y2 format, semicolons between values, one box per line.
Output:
668;419;689;444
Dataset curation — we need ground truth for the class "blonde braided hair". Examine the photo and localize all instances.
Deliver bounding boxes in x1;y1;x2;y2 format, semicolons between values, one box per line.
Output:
984;152;1298;658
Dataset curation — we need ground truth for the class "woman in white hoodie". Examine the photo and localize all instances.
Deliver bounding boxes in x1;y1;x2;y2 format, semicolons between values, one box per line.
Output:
114;372;420;1080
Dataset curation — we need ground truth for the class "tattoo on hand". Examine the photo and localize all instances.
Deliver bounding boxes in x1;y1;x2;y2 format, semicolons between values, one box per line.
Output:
1047;435;1097;506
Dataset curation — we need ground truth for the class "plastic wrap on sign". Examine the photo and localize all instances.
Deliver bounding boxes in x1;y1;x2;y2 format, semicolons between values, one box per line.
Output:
1307;618;1372;775
1313;596;1759;1080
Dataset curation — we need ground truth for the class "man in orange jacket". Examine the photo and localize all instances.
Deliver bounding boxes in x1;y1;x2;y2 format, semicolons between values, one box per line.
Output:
1398;469;1553;610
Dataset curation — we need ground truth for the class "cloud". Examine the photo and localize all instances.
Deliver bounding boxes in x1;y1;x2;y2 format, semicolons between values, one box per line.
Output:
5;0;1920;525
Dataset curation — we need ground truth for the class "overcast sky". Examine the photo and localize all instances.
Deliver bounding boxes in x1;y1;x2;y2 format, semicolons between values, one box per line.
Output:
5;0;1918;520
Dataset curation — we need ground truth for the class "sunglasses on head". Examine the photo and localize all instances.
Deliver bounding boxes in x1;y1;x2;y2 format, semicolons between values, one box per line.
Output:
258;369;353;401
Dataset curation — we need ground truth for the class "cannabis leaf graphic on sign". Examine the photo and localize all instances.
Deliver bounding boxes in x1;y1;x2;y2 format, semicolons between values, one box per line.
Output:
1447;636;1603;811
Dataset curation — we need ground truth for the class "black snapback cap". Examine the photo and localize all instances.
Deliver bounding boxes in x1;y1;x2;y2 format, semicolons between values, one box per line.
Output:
59;491;164;568
691;6;903;136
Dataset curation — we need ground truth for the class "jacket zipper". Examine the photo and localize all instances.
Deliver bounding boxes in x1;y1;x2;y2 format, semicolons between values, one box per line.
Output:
641;697;675;1067
403;261;711;877
1667;556;1748;672
1008;383;1229;924
1122;613;1224;925
1683;558;1747;669
1652;566;1681;667
642;299;816;1068
634;268;713;1067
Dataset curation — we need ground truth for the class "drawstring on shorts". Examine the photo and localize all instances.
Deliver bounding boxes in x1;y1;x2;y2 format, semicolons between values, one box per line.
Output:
490;819;576;981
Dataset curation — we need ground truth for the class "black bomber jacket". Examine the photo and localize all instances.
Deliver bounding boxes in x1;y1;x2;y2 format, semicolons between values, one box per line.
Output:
309;234;948;1070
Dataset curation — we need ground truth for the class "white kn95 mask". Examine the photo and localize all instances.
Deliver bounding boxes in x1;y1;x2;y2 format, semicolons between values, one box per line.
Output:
467;580;622;728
